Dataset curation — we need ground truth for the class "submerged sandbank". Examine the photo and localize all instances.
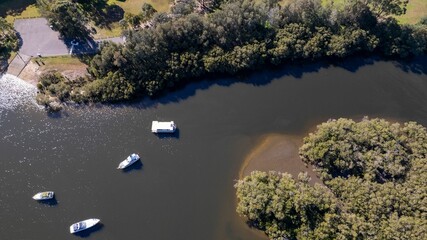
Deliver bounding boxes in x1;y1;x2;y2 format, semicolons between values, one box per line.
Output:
239;134;321;184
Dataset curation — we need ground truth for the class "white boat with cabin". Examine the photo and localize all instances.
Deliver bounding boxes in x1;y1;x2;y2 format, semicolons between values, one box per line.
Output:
151;121;176;133
69;218;100;234
32;191;54;200
117;153;140;169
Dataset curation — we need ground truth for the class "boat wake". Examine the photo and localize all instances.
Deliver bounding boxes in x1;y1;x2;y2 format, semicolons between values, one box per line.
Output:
0;74;41;115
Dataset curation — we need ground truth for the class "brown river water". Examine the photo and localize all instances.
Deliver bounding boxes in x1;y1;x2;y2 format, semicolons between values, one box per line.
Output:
0;56;426;239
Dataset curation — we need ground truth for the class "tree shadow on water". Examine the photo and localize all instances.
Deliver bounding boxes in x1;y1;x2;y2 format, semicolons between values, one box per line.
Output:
329;55;378;73
146;55;427;109
130;58;345;109
74;223;104;238
393;55;427;75
59;54;425;112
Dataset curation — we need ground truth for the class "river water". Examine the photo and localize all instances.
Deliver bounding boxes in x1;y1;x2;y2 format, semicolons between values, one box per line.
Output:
0;56;426;240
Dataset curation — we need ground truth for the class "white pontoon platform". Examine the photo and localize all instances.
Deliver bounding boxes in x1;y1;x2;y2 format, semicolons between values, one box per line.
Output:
151;121;176;133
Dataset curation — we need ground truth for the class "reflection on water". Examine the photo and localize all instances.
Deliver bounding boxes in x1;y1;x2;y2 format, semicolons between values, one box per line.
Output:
0;57;426;239
0;74;41;116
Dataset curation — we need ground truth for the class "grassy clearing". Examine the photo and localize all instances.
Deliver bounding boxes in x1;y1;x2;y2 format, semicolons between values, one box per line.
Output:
37;55;84;65
0;0;36;16
108;0;172;14
19;55;88;84
92;22;123;39
0;0;41;23
33;55;88;78
396;0;427;24
96;0;172;38
34;55;86;75
3;4;41;23
1;0;171;38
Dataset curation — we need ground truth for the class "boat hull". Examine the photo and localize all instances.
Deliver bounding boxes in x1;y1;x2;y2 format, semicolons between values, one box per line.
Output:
32;191;54;200
69;218;100;234
117;154;140;169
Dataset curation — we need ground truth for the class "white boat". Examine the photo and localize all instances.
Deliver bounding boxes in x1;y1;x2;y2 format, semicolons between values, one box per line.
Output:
117;153;140;169
32;191;54;200
151;121;176;133
69;218;100;234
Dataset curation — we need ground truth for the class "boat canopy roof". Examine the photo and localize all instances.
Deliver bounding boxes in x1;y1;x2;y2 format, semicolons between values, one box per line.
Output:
151;121;175;131
74;222;86;231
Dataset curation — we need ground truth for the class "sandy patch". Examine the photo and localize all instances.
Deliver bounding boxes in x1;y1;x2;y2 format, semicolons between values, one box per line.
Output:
18;60;39;86
239;134;321;184
19;57;89;86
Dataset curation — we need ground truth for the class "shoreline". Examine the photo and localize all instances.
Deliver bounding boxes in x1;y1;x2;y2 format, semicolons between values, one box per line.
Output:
238;116;410;185
239;134;322;185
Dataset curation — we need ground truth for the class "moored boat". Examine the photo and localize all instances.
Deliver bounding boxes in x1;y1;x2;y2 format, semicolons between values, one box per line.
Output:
69;218;100;234
32;191;54;200
151;121;176;133
117;153;140;169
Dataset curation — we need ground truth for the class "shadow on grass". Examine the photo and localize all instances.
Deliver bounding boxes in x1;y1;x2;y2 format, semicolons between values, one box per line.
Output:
0;0;36;17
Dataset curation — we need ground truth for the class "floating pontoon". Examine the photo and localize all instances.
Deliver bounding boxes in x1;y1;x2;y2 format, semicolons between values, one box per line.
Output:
151;121;176;133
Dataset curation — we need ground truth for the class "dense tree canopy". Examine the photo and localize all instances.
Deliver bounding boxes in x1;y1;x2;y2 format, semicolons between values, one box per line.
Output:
236;118;427;239
36;0;427;106
0;17;18;63
37;0;123;39
37;0;88;39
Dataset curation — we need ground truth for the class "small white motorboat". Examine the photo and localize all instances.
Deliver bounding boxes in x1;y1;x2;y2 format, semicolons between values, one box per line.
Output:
117;153;140;169
32;191;54;200
69;218;100;234
151;121;176;133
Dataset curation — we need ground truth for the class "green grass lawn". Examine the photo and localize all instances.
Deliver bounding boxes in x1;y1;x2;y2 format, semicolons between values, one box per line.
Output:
92;22;123;39
321;0;426;24
1;0;172;38
396;0;427;24
0;0;41;24
38;55;84;65
95;0;172;38
108;0;172;14
4;4;41;23
0;0;36;16
33;55;88;76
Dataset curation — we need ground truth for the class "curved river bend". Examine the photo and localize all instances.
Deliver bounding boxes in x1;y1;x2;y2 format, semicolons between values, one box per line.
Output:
0;57;426;239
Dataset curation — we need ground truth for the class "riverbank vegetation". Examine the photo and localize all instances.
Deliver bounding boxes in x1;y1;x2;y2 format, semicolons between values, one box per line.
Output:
0;17;19;69
34;0;427;107
235;118;427;239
